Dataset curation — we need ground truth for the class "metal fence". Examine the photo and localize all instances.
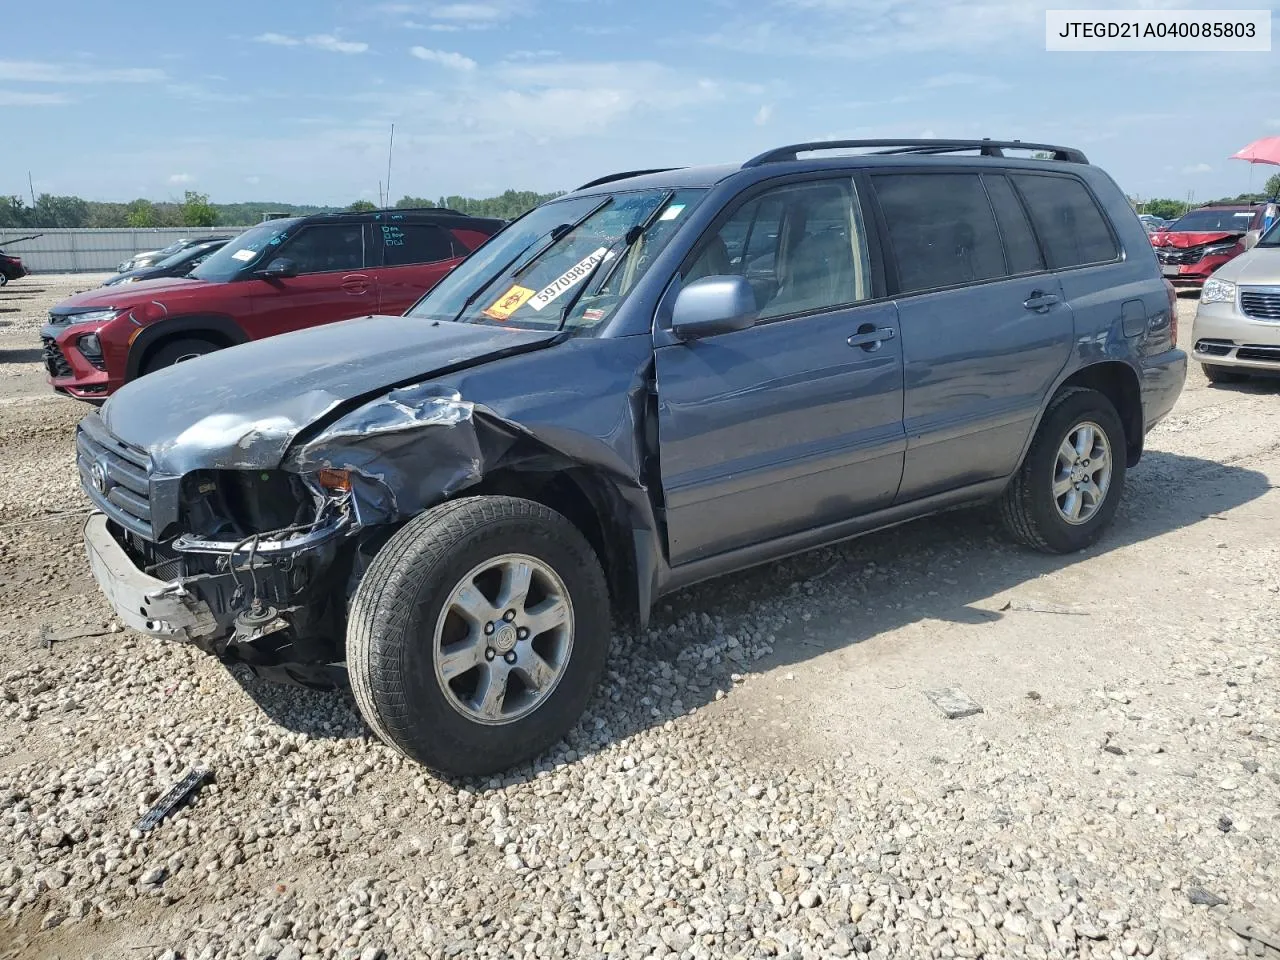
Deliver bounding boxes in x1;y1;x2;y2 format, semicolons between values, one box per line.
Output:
0;227;251;274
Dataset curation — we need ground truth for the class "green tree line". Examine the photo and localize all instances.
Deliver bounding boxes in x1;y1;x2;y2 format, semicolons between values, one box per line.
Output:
1136;173;1280;220
1;187;563;231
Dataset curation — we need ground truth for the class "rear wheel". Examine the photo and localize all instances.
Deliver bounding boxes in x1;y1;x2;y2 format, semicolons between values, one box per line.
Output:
0;273;8;287
999;387;1127;554
347;496;611;776
1201;363;1247;384
141;337;220;375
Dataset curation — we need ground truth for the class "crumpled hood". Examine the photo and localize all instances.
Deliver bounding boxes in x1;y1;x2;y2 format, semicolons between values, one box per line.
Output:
101;314;560;474
1150;230;1241;248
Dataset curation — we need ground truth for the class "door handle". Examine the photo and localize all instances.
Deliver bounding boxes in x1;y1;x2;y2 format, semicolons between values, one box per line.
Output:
342;274;370;294
1024;291;1061;312
847;325;896;350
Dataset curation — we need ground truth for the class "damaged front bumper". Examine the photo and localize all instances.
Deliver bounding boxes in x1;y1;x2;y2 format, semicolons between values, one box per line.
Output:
84;511;221;642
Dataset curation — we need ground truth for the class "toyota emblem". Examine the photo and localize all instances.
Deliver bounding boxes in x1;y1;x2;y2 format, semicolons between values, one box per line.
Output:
90;461;108;495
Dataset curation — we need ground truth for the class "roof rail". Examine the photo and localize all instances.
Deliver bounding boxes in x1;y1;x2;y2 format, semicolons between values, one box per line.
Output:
372;206;466;216
576;168;683;190
743;139;1088;167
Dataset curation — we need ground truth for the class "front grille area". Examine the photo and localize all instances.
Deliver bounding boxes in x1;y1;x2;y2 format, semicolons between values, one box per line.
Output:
1236;344;1280;363
1241;291;1280;322
1156;246;1203;265
41;337;72;378
77;414;155;540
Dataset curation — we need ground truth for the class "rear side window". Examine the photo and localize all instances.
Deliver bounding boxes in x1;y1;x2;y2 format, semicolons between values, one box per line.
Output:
983;175;1044;275
279;224;366;273
380;223;456;267
873;173;1005;294
1011;175;1118;269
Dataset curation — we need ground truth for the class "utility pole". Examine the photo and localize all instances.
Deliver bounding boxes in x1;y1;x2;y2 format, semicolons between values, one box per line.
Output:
27;172;36;207
385;123;396;209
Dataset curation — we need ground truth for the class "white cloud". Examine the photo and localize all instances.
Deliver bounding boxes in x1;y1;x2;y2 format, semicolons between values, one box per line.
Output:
754;104;773;126
253;32;299;46
0;90;72;106
410;47;478;70
307;34;369;54
707;0;1043;57
432;3;507;22
168;173;194;184
253;32;368;53
1182;163;1212;174
245;175;261;185
921;72;1002;89
0;59;165;83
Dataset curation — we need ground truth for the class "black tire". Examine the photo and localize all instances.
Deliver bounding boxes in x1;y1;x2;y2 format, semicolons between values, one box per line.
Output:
1202;363;1247;384
0;273;8;287
140;337;220;375
999;387;1127;554
347;496;611;777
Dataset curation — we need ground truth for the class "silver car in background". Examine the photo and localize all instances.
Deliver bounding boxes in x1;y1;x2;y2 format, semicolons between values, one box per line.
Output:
1192;221;1280;383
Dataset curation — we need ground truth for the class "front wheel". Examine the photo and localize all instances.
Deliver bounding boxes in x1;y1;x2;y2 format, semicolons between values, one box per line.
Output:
0;273;8;287
140;337;220;375
999;387;1127;554
347;496;611;776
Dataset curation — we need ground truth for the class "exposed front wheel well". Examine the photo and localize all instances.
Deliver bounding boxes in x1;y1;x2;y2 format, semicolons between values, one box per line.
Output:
1057;362;1143;467
462;467;639;624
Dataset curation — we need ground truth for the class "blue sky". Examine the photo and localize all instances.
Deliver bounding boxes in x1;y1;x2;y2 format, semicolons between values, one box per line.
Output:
1;0;1278;206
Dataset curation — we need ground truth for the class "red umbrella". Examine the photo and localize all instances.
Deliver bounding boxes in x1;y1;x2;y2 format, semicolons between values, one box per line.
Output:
1231;136;1280;166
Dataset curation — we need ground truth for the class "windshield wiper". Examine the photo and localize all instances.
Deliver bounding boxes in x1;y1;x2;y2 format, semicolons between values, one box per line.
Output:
557;190;675;329
450;197;612;324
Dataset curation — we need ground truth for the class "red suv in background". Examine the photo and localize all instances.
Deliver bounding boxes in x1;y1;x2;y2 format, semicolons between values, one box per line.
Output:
1149;204;1266;289
41;209;505;399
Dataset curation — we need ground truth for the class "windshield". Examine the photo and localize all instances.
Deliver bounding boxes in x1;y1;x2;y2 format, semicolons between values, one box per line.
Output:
155;241;223;270
1260;218;1280;247
407;188;706;331
1168;209;1256;233
189;220;300;282
154;240;188;257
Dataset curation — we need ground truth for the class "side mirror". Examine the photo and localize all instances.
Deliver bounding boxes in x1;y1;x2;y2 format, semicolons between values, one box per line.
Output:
671;276;757;339
258;257;298;279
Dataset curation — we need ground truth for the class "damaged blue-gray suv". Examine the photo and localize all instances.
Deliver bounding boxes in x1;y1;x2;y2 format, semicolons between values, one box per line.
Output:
78;139;1186;775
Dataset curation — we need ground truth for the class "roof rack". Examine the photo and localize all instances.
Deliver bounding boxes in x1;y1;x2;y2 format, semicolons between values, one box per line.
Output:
372;206;466;216
576;168;683;190
743;139;1089;167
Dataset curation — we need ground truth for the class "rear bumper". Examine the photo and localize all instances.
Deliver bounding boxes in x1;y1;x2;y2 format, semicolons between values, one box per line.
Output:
84;512;221;642
1139;348;1187;433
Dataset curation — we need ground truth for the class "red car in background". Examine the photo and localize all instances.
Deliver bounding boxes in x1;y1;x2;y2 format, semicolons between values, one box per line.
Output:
0;249;29;286
1150;204;1266;289
41;209;505;400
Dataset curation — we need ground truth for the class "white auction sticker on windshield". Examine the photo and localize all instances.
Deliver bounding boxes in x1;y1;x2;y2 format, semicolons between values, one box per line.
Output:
231;249;257;262
528;247;611;311
659;204;686;221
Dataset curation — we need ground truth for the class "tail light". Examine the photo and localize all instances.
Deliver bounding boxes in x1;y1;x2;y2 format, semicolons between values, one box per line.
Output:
1164;279;1178;344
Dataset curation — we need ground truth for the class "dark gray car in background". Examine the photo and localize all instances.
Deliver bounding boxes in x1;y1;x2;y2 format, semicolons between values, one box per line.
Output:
75;139;1187;775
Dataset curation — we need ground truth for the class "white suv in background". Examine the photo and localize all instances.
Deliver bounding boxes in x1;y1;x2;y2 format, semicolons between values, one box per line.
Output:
1192;221;1280;383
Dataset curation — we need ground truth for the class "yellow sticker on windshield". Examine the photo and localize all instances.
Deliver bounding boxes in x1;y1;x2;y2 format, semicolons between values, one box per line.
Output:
483;284;535;321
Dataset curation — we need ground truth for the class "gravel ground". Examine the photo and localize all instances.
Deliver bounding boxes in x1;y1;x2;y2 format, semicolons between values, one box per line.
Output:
1;274;1278;960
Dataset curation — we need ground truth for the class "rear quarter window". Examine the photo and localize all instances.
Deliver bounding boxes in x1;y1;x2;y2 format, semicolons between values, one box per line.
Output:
380;223;457;267
1011;174;1118;269
872;173;1006;294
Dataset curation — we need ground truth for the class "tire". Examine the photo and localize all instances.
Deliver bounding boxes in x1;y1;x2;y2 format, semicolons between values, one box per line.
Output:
999;387;1127;554
140;337;220;375
1202;363;1247;384
347;496;611;777
0;273;8;287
